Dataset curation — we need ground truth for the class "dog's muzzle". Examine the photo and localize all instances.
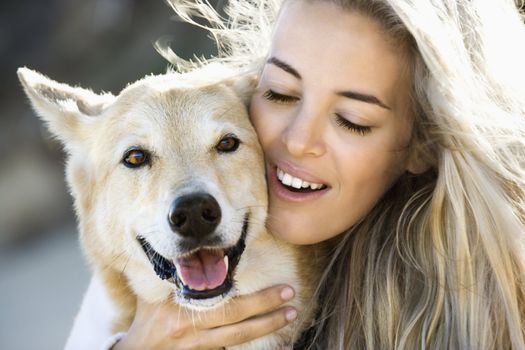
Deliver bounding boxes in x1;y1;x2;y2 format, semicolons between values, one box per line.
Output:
137;210;250;302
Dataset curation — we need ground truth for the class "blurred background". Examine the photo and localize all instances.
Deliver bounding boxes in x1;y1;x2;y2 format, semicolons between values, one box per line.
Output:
0;0;219;348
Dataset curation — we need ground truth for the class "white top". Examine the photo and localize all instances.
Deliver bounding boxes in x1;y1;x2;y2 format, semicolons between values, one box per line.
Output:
64;274;120;350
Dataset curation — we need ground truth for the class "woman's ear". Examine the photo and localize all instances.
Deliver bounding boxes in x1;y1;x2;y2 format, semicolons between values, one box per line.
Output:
406;145;432;174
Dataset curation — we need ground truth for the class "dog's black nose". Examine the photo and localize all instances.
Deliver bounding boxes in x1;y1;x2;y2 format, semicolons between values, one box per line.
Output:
168;193;221;238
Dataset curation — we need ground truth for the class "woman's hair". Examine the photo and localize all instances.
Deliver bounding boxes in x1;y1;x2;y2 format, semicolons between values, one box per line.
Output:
164;0;525;348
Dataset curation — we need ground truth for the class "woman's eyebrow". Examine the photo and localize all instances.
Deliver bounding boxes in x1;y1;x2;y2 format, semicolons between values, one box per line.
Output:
267;56;391;110
267;57;302;79
336;91;391;110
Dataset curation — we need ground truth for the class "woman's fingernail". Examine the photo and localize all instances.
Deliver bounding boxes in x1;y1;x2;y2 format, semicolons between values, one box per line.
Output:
285;308;297;321
280;287;294;301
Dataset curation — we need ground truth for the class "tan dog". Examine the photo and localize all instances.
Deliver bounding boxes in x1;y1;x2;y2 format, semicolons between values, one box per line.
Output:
18;66;320;349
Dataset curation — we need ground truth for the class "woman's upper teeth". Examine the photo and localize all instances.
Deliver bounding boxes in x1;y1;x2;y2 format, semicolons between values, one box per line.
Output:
277;167;325;190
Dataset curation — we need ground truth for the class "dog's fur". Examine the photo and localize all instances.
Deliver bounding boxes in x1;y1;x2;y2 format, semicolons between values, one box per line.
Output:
18;66;320;349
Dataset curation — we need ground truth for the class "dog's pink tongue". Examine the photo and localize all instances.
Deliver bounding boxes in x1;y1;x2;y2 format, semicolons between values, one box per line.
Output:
176;250;227;291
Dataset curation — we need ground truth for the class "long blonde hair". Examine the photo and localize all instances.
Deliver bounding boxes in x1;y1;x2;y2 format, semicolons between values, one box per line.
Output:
163;0;525;348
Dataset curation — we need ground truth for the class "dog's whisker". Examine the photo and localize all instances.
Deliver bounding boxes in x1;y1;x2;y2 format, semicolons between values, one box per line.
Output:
137;228;161;238
234;204;267;211
230;221;266;231
195;309;205;329
265;211;290;225
190;308;199;331
175;303;183;330
220;302;227;325
120;255;132;275
100;251;128;273
231;217;266;227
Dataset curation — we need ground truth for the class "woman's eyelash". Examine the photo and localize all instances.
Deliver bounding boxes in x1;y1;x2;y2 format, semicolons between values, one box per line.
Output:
335;114;372;135
262;90;371;135
262;89;299;103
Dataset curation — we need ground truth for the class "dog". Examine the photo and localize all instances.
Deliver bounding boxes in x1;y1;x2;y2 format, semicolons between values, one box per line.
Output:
18;65;321;349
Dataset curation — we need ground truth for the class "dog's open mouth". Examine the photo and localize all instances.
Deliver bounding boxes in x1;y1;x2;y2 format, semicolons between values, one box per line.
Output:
137;213;249;301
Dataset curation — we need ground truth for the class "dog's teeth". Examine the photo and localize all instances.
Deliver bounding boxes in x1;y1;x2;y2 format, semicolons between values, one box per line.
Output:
224;255;229;271
301;180;311;188
174;262;188;286
277;169;284;181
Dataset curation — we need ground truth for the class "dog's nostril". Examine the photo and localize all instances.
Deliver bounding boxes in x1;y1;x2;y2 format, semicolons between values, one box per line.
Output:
168;193;222;238
170;212;187;228
202;207;219;223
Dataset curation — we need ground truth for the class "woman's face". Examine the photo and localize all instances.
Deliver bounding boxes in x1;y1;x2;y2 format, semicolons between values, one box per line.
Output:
250;1;415;244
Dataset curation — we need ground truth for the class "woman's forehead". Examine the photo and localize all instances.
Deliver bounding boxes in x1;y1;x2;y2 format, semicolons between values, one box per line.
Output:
269;0;412;112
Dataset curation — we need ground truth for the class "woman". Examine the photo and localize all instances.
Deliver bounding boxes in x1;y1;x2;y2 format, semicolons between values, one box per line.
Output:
66;0;525;349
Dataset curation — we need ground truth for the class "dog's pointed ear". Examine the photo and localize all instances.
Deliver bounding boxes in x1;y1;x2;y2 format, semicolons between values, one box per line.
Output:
225;73;257;106
17;67;115;145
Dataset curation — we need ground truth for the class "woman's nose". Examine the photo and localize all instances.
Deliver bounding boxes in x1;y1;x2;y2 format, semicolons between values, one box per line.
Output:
281;109;325;157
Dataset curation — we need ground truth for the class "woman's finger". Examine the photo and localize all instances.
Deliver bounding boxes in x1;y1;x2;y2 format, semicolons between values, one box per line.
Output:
197;284;295;329
203;305;298;348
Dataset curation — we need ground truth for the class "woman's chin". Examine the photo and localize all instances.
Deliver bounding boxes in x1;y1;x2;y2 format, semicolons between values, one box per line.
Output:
266;215;326;245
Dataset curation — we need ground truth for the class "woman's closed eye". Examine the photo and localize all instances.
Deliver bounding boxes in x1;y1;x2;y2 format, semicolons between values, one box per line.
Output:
335;114;372;136
263;89;299;104
263;89;372;135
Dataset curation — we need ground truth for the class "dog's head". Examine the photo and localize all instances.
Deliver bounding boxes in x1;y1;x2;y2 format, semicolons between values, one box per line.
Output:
18;66;268;308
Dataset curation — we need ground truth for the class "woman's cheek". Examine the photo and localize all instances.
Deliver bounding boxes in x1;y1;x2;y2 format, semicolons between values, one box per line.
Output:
249;95;263;132
250;97;276;147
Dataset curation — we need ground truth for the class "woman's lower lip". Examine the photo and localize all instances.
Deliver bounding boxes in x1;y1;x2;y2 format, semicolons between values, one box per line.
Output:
268;166;329;202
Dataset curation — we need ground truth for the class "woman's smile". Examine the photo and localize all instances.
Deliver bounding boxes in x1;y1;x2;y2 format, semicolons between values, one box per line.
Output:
268;161;330;203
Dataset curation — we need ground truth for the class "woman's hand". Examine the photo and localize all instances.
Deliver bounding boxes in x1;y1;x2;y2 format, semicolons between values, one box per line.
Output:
113;285;297;350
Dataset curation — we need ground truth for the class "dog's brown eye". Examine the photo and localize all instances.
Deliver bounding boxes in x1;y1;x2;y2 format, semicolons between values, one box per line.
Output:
123;148;149;168
216;134;240;153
